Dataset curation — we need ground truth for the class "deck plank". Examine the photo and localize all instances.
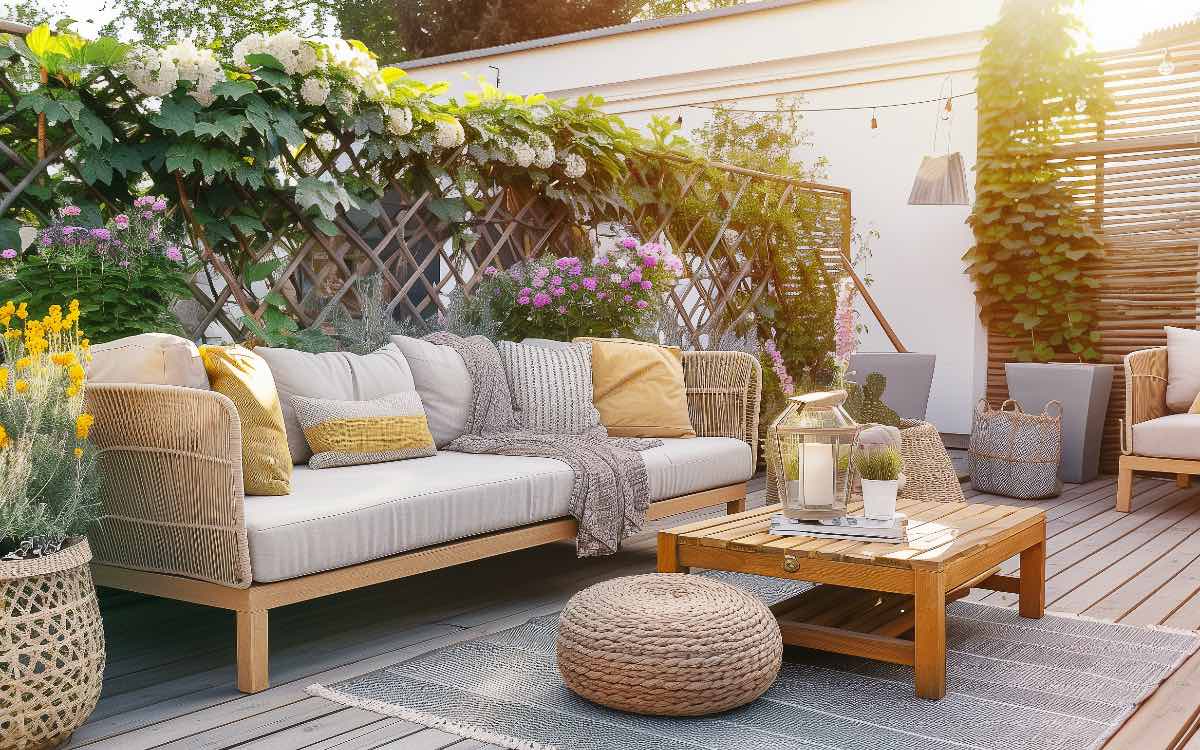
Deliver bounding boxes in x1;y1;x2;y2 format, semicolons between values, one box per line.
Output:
75;475;1200;750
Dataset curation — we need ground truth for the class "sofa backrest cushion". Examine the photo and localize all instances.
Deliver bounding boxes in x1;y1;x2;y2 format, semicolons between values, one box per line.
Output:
1166;326;1200;412
88;332;209;390
498;339;600;434
256;344;416;464
575;337;696;439
390;335;473;448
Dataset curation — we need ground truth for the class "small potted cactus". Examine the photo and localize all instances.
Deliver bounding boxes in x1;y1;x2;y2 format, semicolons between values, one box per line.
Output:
853;445;903;520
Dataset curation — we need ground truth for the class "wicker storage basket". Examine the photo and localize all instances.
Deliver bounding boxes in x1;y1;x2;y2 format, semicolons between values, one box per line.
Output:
1;538;105;750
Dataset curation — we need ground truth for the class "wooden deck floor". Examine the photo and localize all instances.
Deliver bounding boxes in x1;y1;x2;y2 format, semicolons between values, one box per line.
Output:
69;474;1200;750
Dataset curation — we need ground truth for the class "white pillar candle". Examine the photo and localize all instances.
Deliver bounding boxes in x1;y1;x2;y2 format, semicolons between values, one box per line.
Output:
798;442;835;507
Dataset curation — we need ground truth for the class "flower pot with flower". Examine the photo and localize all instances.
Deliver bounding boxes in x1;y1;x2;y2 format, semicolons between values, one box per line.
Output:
0;299;105;750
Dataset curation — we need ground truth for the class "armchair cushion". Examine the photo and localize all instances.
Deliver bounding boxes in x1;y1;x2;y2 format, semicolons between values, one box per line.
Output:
88;333;209;390
1166;327;1200;412
1131;414;1200;460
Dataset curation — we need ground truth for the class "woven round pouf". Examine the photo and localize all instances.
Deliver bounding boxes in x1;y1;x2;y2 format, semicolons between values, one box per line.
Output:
556;574;783;716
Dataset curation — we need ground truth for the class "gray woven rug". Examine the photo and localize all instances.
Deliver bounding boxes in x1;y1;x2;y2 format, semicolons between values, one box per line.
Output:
309;572;1200;750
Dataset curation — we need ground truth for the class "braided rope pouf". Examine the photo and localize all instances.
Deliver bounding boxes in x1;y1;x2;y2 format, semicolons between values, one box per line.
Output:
556;574;783;717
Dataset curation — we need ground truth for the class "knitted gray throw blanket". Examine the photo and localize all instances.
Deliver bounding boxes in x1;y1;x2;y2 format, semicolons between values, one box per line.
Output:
425;332;662;557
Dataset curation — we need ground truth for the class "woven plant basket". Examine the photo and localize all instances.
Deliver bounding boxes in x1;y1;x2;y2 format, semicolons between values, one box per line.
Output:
1;538;105;750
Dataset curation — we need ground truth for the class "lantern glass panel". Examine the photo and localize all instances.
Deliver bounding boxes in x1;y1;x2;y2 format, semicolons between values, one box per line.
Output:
769;391;861;521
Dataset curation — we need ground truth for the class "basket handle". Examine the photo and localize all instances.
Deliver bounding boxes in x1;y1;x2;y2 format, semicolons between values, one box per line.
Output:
1042;400;1064;418
1000;399;1024;413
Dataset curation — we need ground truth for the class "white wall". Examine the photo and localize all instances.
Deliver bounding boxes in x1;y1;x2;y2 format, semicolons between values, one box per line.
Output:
407;0;1003;434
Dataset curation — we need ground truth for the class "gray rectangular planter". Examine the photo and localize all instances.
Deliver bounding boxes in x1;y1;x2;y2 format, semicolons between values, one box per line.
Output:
848;352;937;421
1004;363;1114;484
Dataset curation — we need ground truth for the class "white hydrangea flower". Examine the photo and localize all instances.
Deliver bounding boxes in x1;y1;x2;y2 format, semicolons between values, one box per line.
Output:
300;77;330;107
435;118;466;149
511;140;535;168
267;31;318;76
534;144;555;169
232;33;268;69
317;37;379;86
161;40;223;106
562;152;587;179
361;72;390;102
386;106;413;136
122;48;179;97
315;132;338;152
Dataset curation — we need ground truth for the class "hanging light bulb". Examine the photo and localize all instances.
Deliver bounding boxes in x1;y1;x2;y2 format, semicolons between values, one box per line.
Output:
870;108;878;130
940;97;953;121
1159;49;1175;76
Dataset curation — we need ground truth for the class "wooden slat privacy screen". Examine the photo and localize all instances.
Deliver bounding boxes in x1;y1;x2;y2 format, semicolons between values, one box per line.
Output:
986;39;1200;472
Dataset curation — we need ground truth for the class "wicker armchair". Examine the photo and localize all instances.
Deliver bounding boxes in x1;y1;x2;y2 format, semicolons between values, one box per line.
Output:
1117;346;1198;512
83;350;762;693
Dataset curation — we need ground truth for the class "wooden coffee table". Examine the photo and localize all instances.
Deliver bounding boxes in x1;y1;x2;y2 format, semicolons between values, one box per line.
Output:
657;498;1047;699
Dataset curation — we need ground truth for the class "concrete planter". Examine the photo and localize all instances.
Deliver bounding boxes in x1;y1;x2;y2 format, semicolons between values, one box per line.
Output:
1004;363;1114;484
848;353;936;421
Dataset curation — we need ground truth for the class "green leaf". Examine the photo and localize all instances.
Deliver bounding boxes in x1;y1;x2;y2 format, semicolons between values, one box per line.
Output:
269;107;305;146
428;197;468;223
76;148;113;184
228;214;265;233
16;90;69;122
83;36;129;65
71;106;113;148
253;67;292;88
151;97;200;134
211;79;257;101
244;52;285;71
263;291;288;307
193;113;246;142
165;142;206;174
244;257;282;283
295;177;358;221
312;217;339;236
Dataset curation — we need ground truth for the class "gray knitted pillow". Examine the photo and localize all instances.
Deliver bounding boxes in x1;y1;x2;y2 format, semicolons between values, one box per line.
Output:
497;340;601;434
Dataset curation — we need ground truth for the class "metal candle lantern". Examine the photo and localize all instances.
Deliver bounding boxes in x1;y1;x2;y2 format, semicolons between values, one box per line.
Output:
767;390;862;520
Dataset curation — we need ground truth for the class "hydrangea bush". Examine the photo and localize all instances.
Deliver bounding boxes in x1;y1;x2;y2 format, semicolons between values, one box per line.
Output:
467;238;685;342
0;199;191;343
0;299;99;560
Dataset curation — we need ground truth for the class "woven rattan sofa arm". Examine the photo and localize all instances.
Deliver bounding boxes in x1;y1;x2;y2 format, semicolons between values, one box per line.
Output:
85;383;252;589
681;350;763;465
1122;347;1169;455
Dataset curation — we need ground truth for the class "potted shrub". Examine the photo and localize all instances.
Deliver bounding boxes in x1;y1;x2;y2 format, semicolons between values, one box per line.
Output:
0;298;105;748
854;445;902;520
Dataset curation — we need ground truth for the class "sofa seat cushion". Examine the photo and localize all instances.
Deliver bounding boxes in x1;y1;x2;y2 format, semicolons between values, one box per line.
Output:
1131;414;1200;460
244;437;753;582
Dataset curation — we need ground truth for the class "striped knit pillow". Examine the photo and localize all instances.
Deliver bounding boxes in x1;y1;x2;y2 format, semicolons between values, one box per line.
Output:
291;392;436;470
498;340;601;434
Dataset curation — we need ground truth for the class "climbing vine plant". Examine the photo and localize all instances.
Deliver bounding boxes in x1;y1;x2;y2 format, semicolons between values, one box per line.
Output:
965;0;1108;362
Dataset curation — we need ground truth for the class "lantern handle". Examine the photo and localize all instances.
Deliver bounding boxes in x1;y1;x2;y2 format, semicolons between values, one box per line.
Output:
789;390;848;409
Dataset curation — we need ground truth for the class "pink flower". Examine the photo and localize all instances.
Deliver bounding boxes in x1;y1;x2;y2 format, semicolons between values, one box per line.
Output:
569;283;580;291
595;256;609;267
483;266;498;277
642;255;658;268
152;199;167;212
517;295;531;305
623;294;633;303
627;269;642;284
519;287;533;297
60;205;81;217
142;211;154;220
532;291;552;308
532;276;545;288
133;196;154;208
556;305;567;314
582;277;597;291
619;280;630;289
609;273;621;283
114;214;130;229
640;280;653;291
118;259;130;268
62;226;80;235
555;257;579;271
636;300;649;309
551;286;565;297
39;233;52;246
1;248;16;259
533;265;550;279
642;242;664;255
90;227;112;241
619;237;638;250
596;291;608;301
165;245;184;262
550;275;563;286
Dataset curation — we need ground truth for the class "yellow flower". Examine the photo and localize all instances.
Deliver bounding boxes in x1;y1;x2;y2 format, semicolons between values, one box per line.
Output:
66;383;81;397
51;352;74;367
74;447;83;459
14;356;30;370
68;363;85;384
3;329;19;340
75;412;94;440
0;367;6;389
15;302;27;320
69;299;79;314
0;424;8;449
80;338;90;350
14;379;28;394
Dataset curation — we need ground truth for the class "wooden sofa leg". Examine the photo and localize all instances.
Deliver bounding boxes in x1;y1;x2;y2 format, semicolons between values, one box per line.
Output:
237;610;269;694
1116;459;1134;513
1178;474;1193;489
726;497;747;514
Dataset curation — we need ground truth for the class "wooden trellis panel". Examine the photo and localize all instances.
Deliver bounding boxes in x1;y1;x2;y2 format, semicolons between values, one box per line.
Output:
986;38;1200;472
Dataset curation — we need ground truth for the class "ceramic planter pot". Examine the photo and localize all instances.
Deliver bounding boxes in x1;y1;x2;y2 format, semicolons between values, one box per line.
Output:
1004;363;1114;484
861;479;899;520
848;353;936;421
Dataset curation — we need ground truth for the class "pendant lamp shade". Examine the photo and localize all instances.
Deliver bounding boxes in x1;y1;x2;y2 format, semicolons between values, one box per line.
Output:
908;152;969;205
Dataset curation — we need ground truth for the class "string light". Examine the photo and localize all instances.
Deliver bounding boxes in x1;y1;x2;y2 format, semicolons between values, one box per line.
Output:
870;108;878;130
686;90;976;114
1159;49;1175;76
940;97;953;121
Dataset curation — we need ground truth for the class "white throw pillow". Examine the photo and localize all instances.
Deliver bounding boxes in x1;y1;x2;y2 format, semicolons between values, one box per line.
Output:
390;335;473;448
256;344;416;464
88;332;209;390
1166;327;1200;413
498;340;600;434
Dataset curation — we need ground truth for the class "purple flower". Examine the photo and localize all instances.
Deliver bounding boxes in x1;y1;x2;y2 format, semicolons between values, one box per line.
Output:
1;248;16;259
142;211;154;220
62;226;80;235
114;214;130;229
642;255;658;268
556;305;567;314
519;287;533;298
596;292;608;301
551;286;565;297
533;265;550;279
483;266;498;277
636;300;649;309
134;196;154;208
628;269;643;284
90;228;112;241
550;275;563;287
532;291;552;308
582;277;597;291
517;295;531;306
60;205;81;217
569;283;580;291
619;237;638;250
39;233;52;247
623;294;633;303
148;229;159;242
152;199;167;212
643;242;664;255
554;257;578;271
532;276;545;288
595;256;609;267
641;280;653;291
118;260;130;268
509;266;524;280
619;280;630;289
165;245;184;262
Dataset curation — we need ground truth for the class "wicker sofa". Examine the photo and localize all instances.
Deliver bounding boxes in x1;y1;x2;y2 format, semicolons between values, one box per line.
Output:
84;350;761;694
1118;346;1198;512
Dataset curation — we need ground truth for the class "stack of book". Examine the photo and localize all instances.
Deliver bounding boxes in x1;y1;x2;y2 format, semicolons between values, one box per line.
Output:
769;513;908;544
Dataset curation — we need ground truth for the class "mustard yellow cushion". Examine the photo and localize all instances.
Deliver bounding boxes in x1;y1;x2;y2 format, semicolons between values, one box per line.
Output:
200;345;291;496
575;337;695;438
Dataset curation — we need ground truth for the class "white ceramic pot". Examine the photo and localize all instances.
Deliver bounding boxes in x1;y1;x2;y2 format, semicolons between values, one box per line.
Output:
861;479;899;520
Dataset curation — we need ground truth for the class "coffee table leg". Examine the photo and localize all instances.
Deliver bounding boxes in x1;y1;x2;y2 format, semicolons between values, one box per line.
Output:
1019;523;1046;619
913;568;947;700
657;531;686;573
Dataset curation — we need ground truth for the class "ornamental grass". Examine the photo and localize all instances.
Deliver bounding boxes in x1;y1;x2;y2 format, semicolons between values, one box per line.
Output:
0;299;100;560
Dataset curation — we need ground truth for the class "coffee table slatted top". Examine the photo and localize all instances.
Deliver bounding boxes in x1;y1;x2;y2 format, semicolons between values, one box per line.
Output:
671;498;1045;571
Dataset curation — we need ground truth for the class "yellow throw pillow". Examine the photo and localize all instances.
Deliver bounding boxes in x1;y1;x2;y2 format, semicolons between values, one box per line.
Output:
575;337;696;438
292;392;436;470
200;345;292;496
